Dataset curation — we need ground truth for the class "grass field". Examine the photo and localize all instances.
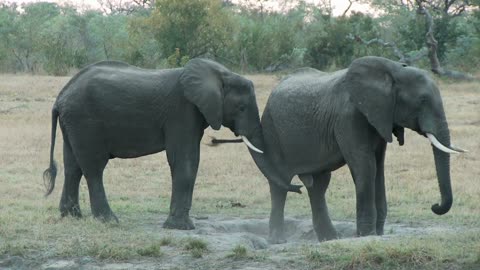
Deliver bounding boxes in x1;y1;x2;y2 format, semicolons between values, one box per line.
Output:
0;73;479;269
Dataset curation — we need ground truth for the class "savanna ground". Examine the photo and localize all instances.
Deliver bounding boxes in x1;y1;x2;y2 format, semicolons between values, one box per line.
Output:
0;72;479;270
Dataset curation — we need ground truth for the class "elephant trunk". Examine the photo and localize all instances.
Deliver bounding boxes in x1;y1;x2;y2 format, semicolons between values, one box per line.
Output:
247;126;302;194
429;123;453;215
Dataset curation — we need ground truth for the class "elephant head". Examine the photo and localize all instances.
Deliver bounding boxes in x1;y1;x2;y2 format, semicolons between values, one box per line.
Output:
344;56;466;215
180;58;263;153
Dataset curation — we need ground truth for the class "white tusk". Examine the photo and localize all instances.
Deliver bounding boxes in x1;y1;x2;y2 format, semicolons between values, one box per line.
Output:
426;133;460;154
450;145;468;153
241;136;264;154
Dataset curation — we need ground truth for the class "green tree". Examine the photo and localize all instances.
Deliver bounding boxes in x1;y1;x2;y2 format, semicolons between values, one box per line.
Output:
0;2;60;72
0;4;18;72
148;0;233;61
39;7;87;75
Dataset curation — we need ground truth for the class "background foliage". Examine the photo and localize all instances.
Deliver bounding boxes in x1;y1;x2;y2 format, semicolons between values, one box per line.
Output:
0;0;478;75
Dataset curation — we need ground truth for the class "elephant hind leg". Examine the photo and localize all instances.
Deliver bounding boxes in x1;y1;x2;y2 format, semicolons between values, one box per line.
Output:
60;140;83;218
69;138;116;222
83;161;117;223
307;172;338;241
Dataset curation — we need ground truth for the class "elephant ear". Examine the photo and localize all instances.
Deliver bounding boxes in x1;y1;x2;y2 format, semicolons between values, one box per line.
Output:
180;58;226;130
346;57;395;143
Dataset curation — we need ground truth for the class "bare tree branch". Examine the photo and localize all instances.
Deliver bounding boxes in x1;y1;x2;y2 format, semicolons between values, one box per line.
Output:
97;0;152;14
342;0;354;17
416;2;475;80
416;2;443;73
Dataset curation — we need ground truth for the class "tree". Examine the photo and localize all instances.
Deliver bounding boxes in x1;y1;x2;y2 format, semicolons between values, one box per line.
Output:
357;0;478;78
148;0;233;61
230;4;306;71
0;2;61;73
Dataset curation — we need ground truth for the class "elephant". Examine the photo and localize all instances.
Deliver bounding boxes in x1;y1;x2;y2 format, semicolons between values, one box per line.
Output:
43;59;300;230
211;56;466;242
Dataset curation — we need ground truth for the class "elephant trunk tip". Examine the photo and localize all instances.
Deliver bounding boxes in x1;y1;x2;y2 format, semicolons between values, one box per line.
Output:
431;199;452;215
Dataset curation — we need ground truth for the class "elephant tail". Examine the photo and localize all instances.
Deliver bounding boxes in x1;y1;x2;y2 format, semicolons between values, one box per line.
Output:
43;107;59;197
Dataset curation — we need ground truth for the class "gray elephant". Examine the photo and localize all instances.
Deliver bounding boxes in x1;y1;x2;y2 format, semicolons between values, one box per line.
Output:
212;56;466;242
43;59;300;230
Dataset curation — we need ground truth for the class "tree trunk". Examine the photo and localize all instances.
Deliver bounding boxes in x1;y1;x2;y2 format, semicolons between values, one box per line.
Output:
416;3;475;81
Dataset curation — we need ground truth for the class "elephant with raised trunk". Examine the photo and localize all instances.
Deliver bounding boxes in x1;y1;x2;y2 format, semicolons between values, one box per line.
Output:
43;59;300;229
212;56;466;242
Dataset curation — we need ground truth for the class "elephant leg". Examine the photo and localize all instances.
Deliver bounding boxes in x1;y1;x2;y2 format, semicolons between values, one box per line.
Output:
59;140;83;218
163;138;201;230
84;163;117;222
268;182;288;244
375;142;387;235
66;127;116;222
307;172;338;241
346;155;377;236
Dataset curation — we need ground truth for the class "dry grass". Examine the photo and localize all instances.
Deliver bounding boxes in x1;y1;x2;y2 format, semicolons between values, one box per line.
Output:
0;73;478;268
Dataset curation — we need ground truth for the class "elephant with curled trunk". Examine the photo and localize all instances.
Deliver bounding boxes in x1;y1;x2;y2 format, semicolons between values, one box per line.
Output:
43;59;299;229
213;56;466;242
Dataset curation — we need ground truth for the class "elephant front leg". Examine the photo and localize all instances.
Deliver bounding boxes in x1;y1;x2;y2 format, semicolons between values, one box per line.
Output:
163;144;200;230
347;154;377;236
375;142;387;235
268;183;288;244
307;173;338;241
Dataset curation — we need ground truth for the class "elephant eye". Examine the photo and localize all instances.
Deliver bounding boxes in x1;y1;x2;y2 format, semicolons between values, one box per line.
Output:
238;105;246;112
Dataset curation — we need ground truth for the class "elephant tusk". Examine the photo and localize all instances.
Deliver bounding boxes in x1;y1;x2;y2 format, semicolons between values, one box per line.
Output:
426;133;461;154
449;145;468;153
241;136;264;154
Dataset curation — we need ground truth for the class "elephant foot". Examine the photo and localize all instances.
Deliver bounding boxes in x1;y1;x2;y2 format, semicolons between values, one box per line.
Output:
376;222;385;235
315;229;338;242
163;215;195;230
268;229;287;244
93;209;119;223
356;222;376;237
60;204;82;218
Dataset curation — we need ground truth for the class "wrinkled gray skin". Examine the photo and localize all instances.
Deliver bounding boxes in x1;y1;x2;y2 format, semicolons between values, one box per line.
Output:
43;58;290;230
215;56;455;243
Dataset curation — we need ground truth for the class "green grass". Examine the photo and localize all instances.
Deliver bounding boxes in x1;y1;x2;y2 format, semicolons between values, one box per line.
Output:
184;238;209;258
227;245;249;259
159;236;174;246
305;231;480;270
137;243;163;257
